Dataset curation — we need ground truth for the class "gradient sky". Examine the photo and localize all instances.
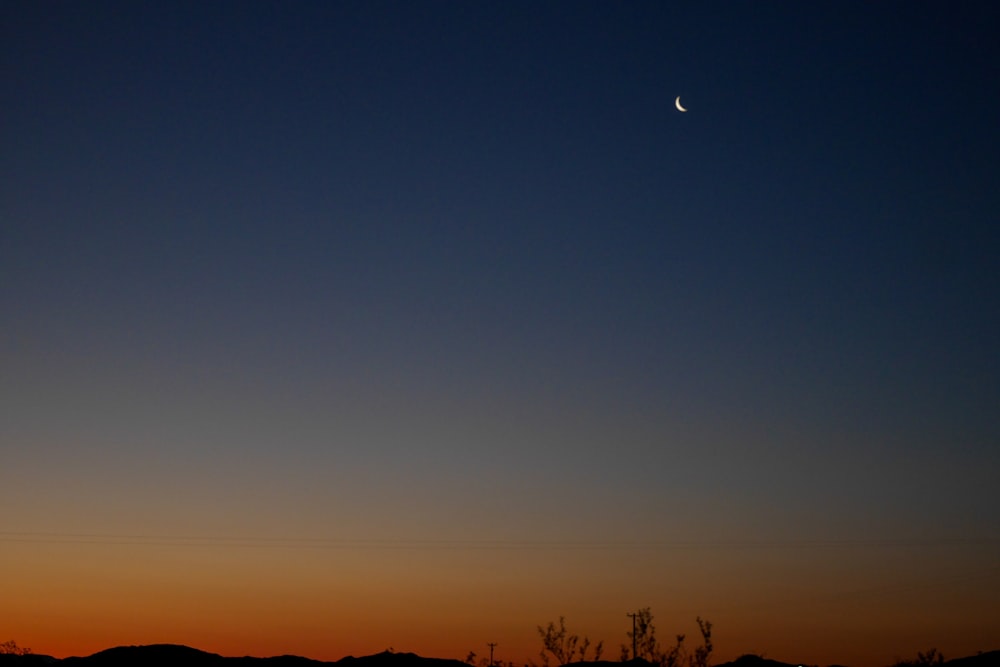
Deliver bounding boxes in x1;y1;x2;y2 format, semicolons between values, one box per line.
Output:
2;2;998;666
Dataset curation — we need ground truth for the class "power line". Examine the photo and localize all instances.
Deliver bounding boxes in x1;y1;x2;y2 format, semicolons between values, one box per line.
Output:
652;565;1000;615
0;531;996;551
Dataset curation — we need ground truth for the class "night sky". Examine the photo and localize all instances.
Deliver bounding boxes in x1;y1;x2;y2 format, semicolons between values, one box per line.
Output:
2;2;998;666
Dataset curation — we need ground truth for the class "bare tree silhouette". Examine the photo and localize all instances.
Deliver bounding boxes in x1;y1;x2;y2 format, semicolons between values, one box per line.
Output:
620;609;712;667
691;618;712;667
537;617;604;666
0;641;31;656
891;648;945;667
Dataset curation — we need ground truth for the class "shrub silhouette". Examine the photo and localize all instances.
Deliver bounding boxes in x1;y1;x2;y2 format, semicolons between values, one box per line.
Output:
0;641;30;656
536;609;710;667
891;649;945;667
537;617;604;666
620;609;712;667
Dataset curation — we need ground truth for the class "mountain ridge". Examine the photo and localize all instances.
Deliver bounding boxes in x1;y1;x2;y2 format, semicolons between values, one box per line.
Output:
1;646;998;667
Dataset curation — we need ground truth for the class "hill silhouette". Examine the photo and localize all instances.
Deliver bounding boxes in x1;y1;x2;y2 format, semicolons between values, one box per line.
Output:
712;657;798;667
710;651;1000;667
1;647;998;667
0;646;470;667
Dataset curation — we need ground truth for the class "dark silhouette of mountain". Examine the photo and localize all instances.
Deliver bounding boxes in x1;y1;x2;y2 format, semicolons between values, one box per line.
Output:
1;646;471;667
574;659;656;667
0;655;58;666
2;646;999;667
714;655;799;667
338;651;468;667
940;651;1000;667
713;650;1000;667
62;644;225;665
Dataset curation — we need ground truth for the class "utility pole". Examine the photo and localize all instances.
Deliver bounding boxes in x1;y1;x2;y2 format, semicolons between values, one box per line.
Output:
626;612;638;660
487;642;498;667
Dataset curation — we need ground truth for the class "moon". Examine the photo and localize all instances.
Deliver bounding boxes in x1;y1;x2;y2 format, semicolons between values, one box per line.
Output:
675;96;687;112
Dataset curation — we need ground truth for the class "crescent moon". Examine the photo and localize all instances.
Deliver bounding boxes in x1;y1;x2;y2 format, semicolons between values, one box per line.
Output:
675;96;687;112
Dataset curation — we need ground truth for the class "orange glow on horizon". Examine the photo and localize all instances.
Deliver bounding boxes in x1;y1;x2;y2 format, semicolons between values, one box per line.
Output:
5;534;999;666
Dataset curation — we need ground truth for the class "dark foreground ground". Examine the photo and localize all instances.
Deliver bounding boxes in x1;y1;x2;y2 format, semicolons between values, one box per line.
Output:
1;646;998;667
